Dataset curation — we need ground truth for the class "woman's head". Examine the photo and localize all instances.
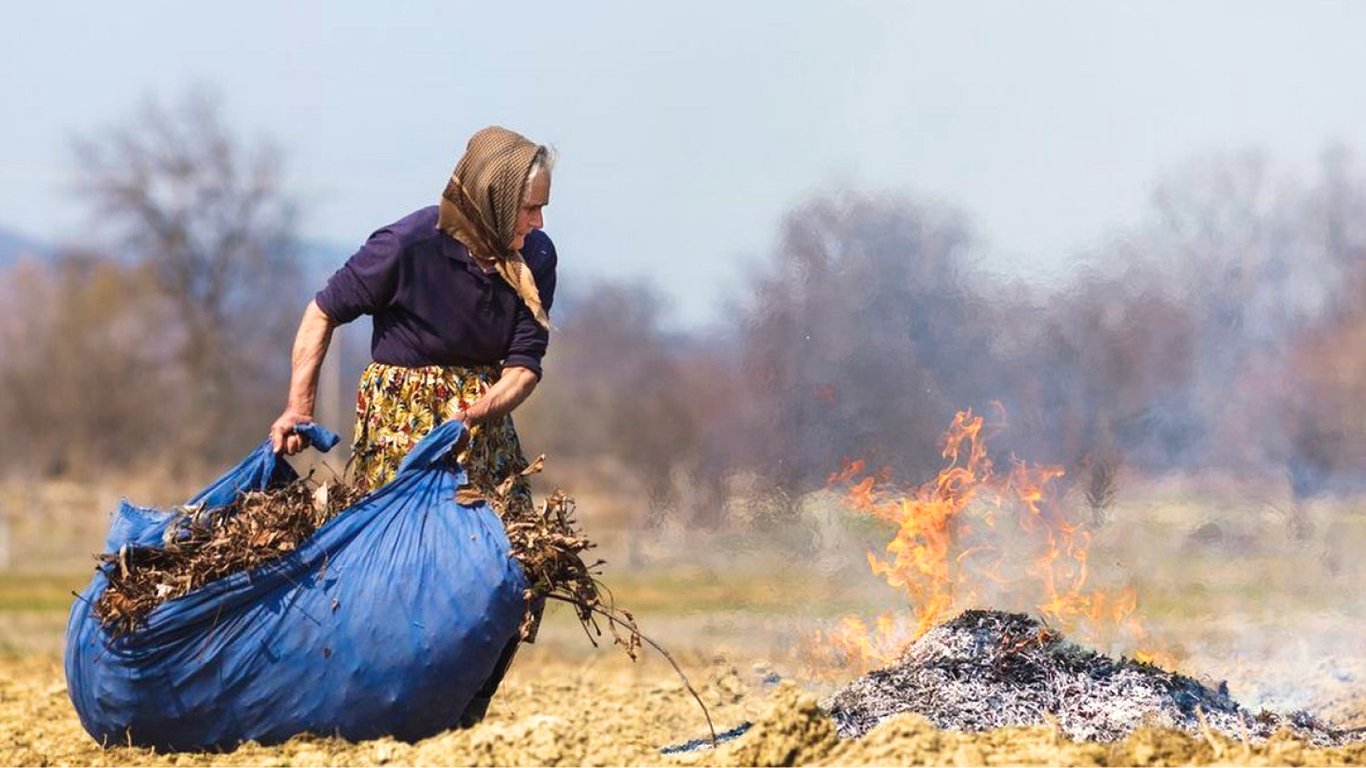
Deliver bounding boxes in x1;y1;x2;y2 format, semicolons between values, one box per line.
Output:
437;126;554;328
439;126;552;257
512;150;554;251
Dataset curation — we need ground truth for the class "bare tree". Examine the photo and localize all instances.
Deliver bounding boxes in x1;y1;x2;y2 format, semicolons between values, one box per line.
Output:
1140;148;1366;473
1284;257;1366;504
74;86;301;460
733;192;991;491
0;255;178;475
1014;268;1197;471
520;281;732;525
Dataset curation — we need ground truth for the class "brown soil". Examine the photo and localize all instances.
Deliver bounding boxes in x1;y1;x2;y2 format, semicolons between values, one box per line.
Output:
6;651;1365;767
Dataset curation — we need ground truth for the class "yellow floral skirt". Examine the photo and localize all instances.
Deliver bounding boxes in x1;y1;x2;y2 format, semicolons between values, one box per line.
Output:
350;362;533;515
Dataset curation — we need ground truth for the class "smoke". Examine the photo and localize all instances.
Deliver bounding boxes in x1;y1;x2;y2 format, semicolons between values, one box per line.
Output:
724;148;1366;499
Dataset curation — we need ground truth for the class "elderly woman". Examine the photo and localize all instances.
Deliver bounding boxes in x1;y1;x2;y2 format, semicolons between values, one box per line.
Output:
267;126;556;725
269;125;554;509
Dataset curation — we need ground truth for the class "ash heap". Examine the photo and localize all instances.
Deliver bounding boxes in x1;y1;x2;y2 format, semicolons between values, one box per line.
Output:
824;609;1365;748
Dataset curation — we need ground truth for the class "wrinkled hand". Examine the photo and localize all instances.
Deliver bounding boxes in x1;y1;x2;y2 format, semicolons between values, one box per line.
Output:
453;409;473;454
269;410;313;455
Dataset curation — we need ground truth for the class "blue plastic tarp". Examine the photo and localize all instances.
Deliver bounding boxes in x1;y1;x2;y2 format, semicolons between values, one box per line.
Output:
65;420;529;751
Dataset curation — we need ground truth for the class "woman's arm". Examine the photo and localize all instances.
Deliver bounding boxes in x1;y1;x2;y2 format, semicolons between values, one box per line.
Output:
269;299;337;454
460;366;539;426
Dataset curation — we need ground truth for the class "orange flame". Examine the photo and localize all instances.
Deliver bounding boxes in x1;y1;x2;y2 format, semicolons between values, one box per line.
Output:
822;408;1147;669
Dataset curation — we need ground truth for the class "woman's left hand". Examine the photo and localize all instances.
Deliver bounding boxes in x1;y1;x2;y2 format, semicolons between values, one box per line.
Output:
460;367;539;426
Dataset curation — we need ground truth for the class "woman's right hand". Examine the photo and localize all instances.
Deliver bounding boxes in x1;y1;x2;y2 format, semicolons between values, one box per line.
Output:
273;300;338;456
269;410;314;455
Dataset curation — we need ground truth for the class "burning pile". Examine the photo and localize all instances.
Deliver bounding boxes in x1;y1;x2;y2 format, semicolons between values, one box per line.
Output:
823;408;1144;670
825;609;1365;748
815;410;1364;750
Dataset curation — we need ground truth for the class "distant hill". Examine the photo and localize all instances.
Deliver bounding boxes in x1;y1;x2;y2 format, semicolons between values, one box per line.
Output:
0;227;49;269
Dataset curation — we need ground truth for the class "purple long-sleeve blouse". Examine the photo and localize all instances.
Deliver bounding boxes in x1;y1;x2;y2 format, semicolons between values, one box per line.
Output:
314;206;557;378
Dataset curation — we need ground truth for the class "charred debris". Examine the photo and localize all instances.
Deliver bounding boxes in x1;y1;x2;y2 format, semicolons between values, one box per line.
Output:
825;609;1364;748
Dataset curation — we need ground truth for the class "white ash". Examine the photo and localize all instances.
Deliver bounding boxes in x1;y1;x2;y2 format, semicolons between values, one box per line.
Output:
823;610;1365;747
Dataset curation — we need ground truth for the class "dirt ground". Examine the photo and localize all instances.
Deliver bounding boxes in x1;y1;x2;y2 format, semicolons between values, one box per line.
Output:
5;646;1366;767
3;480;1365;765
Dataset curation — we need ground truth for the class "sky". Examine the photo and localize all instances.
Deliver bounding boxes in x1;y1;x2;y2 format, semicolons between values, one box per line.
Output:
3;1;1366;327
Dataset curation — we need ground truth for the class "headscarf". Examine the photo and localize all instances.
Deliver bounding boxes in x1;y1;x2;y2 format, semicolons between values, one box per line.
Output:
437;126;550;328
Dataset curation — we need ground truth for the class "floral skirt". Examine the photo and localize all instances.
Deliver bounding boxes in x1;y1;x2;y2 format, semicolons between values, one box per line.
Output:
350;362;533;515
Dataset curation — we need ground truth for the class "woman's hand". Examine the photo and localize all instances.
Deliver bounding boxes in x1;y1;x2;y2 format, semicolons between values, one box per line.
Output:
461;367;539;425
271;300;337;455
270;410;313;455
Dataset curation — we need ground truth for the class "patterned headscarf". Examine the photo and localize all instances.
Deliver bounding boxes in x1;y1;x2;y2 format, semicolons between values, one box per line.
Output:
437;126;550;328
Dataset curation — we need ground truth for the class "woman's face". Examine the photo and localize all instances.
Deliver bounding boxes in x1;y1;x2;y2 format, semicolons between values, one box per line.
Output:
511;171;551;251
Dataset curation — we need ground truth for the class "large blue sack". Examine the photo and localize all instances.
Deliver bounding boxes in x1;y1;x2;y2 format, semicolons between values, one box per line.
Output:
65;420;529;751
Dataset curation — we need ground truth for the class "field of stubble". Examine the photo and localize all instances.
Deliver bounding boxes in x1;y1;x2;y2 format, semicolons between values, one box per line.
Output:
2;480;1364;766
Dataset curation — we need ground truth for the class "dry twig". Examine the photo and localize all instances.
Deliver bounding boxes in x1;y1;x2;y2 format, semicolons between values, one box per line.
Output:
91;456;709;740
94;473;363;635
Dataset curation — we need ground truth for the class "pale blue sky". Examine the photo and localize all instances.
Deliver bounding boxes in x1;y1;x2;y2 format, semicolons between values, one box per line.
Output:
3;2;1365;326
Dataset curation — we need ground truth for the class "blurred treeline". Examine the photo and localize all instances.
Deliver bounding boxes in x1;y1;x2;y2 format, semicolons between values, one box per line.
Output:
2;93;1365;526
523;149;1366;527
0;92;299;479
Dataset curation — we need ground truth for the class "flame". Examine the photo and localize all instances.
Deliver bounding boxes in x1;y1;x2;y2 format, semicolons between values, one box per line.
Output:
823;408;1147;669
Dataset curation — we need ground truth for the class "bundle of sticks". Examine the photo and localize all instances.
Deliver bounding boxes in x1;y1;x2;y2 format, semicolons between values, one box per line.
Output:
90;457;709;740
502;487;640;658
94;474;364;635
92;460;638;658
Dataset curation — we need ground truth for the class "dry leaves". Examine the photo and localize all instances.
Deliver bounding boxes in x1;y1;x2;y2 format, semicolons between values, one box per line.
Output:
93;473;363;635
